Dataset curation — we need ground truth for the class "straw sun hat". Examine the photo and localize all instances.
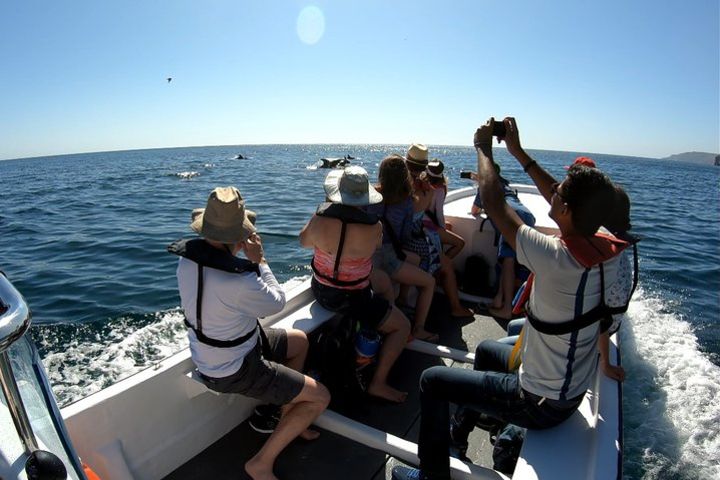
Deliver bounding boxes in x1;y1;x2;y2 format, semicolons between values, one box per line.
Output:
324;166;383;206
405;143;429;168
190;186;257;243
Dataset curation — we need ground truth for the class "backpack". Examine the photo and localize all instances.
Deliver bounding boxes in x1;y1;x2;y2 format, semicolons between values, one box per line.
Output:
306;315;367;408
462;255;494;297
491;423;526;475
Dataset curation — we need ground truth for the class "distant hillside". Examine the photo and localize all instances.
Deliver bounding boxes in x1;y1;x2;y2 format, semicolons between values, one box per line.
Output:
661;151;720;165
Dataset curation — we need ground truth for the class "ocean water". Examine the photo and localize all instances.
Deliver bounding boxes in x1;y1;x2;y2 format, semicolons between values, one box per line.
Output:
1;145;718;479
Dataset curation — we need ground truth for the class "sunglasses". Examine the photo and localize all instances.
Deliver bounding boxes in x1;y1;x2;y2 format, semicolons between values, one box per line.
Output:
551;182;568;203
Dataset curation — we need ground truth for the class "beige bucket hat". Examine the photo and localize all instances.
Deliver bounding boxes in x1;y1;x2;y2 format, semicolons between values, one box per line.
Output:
405;143;429;168
190;186;257;243
324;166;383;206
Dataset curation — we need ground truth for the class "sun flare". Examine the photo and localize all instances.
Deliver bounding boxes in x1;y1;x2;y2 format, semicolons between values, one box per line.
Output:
296;6;325;45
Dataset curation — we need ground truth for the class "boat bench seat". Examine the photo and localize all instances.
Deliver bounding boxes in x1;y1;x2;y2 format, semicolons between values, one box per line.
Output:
184;298;337;396
266;299;336;334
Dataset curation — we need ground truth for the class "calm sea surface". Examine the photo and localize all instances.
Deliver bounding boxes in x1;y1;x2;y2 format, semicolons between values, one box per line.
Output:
1;145;718;479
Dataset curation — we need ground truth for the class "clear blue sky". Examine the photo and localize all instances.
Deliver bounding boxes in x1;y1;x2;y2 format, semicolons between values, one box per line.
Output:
1;0;718;160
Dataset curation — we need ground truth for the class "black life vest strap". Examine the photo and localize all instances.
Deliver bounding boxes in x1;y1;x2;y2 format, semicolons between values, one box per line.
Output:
186;263;263;349
527;264;612;336
335;221;347;279
629;241;639;302
527;302;610;336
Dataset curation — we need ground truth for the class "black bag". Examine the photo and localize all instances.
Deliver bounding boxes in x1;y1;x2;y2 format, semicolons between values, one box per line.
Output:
462;255;494;297
306;315;366;403
491;423;526;475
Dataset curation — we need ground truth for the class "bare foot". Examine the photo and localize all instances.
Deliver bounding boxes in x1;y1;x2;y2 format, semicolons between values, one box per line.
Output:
245;458;278;480
299;428;321;441
412;326;439;342
451;306;475;318
367;381;408;404
488;306;512;321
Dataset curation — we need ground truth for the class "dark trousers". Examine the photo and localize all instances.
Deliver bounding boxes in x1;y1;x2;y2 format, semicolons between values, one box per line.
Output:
418;340;584;479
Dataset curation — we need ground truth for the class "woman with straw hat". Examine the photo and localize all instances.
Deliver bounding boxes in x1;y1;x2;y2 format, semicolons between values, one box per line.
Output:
300;166;411;404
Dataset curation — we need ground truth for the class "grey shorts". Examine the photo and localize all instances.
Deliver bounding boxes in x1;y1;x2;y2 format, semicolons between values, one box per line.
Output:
198;328;306;405
373;243;404;276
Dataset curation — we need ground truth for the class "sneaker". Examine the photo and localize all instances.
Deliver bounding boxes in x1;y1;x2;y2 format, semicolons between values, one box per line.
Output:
449;421;469;462
474;412;502;432
391;465;423;480
248;405;281;434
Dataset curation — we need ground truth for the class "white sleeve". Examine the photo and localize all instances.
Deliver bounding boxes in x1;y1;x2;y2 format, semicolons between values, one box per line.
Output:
515;224;563;274
236;264;286;317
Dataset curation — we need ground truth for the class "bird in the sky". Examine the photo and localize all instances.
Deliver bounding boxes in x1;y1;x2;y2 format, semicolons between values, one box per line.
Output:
167;77;172;83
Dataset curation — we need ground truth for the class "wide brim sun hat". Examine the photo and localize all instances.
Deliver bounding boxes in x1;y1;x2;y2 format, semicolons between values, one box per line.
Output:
324;166;383;206
405;143;429;168
427;159;445;178
190;186;257;243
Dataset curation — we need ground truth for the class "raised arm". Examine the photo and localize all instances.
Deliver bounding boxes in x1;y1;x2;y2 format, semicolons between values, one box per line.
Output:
298;215;316;248
474;118;524;251
501;117;557;204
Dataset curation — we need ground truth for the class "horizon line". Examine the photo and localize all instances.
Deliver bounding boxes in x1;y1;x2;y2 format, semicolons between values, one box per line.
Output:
1;142;670;163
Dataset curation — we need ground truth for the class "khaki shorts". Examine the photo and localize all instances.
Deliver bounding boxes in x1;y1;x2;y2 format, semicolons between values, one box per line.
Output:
198;328;306;405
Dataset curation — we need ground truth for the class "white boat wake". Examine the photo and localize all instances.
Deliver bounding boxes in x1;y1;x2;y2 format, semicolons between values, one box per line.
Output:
621;288;720;480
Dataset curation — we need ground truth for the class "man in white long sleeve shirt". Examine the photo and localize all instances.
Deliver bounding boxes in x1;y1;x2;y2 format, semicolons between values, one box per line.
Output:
171;186;329;480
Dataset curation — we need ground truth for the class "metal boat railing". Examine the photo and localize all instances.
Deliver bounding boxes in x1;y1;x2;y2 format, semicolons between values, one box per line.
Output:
0;272;37;453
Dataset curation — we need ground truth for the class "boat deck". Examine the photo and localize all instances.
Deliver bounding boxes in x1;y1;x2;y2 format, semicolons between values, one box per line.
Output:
164;294;507;480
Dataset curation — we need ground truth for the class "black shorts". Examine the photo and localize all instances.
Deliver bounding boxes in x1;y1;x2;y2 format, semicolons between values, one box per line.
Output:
311;277;392;331
199;328;306;405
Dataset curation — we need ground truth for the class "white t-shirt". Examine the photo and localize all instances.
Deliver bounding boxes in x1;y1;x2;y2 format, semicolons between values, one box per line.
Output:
515;225;621;400
177;259;286;378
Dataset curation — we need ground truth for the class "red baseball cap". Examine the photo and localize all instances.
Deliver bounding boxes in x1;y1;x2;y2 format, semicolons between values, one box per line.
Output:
564;156;597;169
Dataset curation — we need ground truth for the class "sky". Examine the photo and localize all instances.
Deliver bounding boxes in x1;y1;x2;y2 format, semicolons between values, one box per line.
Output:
1;0;718;160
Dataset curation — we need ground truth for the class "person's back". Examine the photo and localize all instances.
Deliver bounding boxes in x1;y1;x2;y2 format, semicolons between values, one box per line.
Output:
176;254;282;378
300;166;411;403
515;225;622;399
308;214;381;259
367;196;414;246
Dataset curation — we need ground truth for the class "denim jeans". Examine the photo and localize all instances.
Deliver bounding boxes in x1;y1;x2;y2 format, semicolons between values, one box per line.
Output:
496;318;525;345
418;340;584;479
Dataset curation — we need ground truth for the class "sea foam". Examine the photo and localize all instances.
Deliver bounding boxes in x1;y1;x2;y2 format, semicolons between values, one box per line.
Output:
622;288;720;480
44;277;311;408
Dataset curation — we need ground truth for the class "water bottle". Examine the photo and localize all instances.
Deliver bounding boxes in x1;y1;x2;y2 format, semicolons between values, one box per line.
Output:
355;329;381;368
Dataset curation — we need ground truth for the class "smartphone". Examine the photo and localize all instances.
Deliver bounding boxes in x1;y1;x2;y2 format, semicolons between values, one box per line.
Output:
492;120;506;138
460;171;473;179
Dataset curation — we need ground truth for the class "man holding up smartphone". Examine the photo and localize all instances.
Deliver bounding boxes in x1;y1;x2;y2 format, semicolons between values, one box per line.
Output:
392;118;621;480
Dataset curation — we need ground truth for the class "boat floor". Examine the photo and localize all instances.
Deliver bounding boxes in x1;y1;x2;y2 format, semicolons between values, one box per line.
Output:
164;294;507;480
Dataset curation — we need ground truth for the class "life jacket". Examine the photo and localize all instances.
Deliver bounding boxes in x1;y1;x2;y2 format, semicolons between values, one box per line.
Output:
168;238;267;350
507;232;640;370
310;203;379;288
